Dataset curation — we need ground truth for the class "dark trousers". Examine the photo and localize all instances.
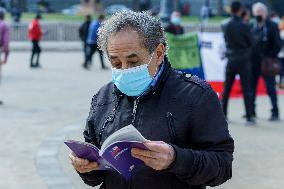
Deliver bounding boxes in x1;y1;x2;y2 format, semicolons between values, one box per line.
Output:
280;58;284;81
30;40;41;67
221;59;253;120
84;43;105;68
83;42;88;60
251;62;279;117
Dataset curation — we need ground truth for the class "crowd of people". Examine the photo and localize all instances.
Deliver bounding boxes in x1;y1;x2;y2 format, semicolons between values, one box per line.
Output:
0;2;283;123
221;1;283;125
0;2;283;188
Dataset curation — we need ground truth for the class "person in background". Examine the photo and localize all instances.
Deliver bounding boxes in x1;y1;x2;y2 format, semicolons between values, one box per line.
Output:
241;8;251;25
164;11;184;35
11;6;22;24
221;1;254;125
0;10;9;105
270;11;281;25
84;15;107;70
200;4;209;24
278;16;284;89
79;15;92;68
251;2;282;121
28;14;43;68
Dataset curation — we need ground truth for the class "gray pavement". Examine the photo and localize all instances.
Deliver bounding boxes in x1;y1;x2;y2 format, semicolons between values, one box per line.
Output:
0;51;284;189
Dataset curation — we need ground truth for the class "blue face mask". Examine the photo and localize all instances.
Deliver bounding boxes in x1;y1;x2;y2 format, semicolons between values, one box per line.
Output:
112;54;154;97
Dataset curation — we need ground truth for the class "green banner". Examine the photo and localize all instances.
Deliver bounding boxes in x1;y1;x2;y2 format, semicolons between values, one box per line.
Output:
166;32;201;70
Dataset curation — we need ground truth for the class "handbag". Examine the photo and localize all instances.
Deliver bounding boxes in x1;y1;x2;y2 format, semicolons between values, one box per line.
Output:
261;57;282;76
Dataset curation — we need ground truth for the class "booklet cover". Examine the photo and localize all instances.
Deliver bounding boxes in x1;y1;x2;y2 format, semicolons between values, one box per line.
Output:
64;125;148;180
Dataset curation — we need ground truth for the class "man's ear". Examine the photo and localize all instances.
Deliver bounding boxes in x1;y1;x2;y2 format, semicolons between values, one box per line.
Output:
155;43;165;66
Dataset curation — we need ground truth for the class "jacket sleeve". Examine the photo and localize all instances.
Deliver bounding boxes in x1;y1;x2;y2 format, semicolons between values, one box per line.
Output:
77;94;106;187
168;89;234;187
243;24;253;47
270;23;282;57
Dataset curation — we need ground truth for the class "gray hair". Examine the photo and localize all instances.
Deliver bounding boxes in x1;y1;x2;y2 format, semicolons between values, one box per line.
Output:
97;11;167;54
252;2;268;16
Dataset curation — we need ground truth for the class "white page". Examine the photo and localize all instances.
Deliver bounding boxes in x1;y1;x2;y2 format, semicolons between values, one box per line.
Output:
101;124;146;151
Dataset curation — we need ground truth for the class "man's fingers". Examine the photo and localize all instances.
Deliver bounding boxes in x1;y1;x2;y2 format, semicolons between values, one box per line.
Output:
77;166;93;173
132;154;161;170
131;148;158;158
84;161;99;169
73;161;99;173
69;153;89;166
144;142;166;152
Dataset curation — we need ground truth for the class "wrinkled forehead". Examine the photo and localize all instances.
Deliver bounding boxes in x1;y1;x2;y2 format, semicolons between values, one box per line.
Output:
107;28;149;57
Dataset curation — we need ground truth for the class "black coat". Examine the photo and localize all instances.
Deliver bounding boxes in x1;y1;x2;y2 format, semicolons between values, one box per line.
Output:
78;59;234;189
251;19;282;61
222;16;253;60
78;20;91;43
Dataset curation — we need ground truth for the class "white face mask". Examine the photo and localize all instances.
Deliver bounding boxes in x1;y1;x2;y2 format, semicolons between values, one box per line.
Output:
271;17;280;24
171;16;181;25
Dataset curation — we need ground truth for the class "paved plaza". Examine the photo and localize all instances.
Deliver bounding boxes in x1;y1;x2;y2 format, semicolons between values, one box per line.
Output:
0;51;283;189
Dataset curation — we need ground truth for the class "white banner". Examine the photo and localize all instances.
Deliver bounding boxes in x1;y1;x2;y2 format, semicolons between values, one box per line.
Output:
199;32;227;81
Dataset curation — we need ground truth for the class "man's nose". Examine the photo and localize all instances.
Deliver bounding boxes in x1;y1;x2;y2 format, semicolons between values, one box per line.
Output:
121;62;130;70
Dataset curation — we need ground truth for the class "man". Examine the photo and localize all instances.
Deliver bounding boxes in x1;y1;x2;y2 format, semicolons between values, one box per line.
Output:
84;15;107;70
270;11;281;25
79;15;92;69
241;8;251;25
200;4;209;24
0;10;9;105
221;1;254;125
69;11;234;189
251;2;282;121
28;14;43;68
164;11;184;35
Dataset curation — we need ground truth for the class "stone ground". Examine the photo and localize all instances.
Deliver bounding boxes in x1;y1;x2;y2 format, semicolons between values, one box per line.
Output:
0;51;283;189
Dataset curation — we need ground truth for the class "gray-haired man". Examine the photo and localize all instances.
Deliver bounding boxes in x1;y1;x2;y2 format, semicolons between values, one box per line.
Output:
69;11;234;189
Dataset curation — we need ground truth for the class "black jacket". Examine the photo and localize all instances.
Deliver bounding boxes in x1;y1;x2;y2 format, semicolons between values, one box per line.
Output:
78;59;234;189
251;19;282;61
165;24;184;35
79;20;91;43
222;16;253;60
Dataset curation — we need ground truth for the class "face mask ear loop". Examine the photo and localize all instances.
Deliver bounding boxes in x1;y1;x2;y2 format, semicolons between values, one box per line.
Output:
147;52;159;78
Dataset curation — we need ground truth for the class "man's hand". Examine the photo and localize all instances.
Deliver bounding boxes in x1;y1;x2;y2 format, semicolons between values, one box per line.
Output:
69;152;99;173
131;141;176;170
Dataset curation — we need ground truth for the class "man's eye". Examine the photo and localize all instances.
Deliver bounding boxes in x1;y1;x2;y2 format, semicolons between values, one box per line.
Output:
112;63;121;68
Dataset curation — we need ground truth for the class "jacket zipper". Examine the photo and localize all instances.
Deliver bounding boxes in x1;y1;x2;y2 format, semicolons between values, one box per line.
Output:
98;95;122;146
166;112;177;144
98;115;114;146
131;98;140;125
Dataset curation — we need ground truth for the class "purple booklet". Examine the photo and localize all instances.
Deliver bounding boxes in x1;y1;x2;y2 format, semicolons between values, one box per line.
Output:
64;125;148;180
